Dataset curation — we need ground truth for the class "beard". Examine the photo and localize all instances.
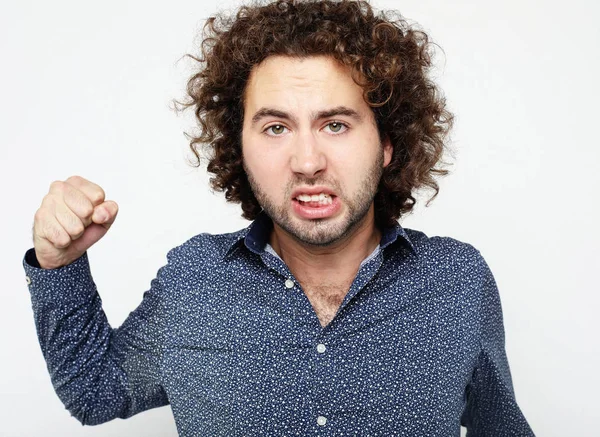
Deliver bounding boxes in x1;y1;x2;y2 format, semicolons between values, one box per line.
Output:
244;151;384;247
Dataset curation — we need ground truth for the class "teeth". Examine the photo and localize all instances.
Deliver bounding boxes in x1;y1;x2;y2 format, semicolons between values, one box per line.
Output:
296;193;332;204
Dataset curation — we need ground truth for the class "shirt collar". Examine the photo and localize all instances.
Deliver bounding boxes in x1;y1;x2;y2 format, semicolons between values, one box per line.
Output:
223;211;417;260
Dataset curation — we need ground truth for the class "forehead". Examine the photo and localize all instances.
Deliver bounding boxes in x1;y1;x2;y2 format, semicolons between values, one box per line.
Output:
243;55;368;112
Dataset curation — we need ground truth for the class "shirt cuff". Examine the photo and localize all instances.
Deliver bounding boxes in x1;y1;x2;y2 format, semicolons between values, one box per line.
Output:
22;248;96;304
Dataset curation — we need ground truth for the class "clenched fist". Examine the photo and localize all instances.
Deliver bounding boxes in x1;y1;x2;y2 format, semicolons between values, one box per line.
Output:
32;175;118;269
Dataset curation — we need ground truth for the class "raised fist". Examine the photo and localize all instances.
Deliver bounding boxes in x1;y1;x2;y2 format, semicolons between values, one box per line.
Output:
32;175;118;269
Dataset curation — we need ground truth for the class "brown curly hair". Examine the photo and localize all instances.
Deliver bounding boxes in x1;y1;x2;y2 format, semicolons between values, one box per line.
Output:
175;0;453;227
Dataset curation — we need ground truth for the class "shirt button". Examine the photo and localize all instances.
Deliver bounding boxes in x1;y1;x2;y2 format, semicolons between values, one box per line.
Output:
284;279;294;289
317;415;327;426
316;343;326;354
25;276;31;285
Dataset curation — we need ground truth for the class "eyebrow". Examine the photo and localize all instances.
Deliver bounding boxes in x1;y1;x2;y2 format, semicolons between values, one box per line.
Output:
250;106;363;126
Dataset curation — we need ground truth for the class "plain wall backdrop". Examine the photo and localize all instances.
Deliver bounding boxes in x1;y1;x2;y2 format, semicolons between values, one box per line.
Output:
1;0;599;435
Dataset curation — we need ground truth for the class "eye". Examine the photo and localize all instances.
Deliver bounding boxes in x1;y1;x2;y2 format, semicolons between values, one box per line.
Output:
325;122;347;134
265;124;288;136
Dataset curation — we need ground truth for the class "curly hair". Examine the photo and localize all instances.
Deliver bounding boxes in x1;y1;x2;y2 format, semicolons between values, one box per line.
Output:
175;0;453;227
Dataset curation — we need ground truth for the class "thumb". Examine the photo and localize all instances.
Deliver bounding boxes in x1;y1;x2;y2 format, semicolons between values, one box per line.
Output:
91;201;119;229
69;201;119;254
70;222;111;254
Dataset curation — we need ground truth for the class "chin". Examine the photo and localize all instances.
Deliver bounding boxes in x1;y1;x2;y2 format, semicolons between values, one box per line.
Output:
281;213;358;247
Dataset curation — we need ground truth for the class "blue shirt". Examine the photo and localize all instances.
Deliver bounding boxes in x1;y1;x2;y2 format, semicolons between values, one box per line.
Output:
23;212;535;436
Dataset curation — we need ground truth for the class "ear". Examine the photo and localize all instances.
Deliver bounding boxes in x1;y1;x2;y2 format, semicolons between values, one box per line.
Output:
382;135;393;168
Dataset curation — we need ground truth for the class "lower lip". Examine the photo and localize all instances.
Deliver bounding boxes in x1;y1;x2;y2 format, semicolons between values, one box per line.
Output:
292;196;341;219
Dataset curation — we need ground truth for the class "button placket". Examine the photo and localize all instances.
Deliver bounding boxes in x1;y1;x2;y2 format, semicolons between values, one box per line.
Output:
313;340;330;430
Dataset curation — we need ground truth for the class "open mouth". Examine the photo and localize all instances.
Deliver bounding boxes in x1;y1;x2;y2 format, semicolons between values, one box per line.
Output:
294;193;335;207
291;192;341;219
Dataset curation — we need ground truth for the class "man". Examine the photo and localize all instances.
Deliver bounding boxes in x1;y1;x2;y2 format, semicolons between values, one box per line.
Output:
23;0;535;435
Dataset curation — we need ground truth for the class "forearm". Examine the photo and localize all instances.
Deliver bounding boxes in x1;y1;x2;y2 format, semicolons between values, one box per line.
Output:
24;248;167;425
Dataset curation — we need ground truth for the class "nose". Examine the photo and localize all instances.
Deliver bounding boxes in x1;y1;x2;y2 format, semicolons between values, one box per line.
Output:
289;131;326;178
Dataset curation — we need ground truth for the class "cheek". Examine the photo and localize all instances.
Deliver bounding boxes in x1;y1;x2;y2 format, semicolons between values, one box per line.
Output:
333;144;382;188
246;150;285;179
333;146;373;173
243;140;288;189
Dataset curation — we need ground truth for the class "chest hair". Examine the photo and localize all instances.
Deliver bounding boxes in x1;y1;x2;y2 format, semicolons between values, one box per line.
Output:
300;279;353;327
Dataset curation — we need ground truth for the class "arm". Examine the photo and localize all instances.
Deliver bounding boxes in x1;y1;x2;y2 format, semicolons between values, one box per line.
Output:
460;251;535;436
23;247;169;425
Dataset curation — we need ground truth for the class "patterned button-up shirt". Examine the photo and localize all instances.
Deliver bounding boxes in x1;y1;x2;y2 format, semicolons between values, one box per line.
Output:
23;212;535;436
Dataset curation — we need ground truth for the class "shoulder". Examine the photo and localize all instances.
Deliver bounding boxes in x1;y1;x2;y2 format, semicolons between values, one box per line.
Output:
402;227;490;279
163;227;248;269
151;227;249;296
400;229;499;324
404;227;482;259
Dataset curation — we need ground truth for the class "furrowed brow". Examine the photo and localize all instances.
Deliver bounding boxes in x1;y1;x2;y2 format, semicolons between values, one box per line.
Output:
314;106;363;122
250;108;298;126
249;106;363;126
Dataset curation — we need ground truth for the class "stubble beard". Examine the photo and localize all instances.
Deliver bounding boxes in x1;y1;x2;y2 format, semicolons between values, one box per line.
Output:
244;152;384;247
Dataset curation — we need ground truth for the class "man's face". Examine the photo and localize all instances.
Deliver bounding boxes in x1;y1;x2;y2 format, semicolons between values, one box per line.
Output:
241;55;392;246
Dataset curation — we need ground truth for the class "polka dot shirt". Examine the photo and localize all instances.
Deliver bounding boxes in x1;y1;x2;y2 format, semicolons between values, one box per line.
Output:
23;212;535;436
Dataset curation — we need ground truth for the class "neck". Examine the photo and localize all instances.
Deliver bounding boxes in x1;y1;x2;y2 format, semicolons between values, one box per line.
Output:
268;207;382;283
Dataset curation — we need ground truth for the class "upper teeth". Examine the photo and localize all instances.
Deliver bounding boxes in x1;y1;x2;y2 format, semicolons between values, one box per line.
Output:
296;193;331;202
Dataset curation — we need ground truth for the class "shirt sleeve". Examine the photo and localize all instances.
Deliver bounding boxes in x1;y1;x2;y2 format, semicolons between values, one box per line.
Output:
22;247;170;426
460;250;535;436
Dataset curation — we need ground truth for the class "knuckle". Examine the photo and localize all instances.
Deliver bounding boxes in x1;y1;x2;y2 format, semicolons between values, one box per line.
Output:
32;211;45;238
33;208;45;224
70;221;85;238
80;203;94;218
66;175;84;183
55;237;71;249
40;193;55;209
91;187;106;204
48;226;70;249
49;180;64;192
